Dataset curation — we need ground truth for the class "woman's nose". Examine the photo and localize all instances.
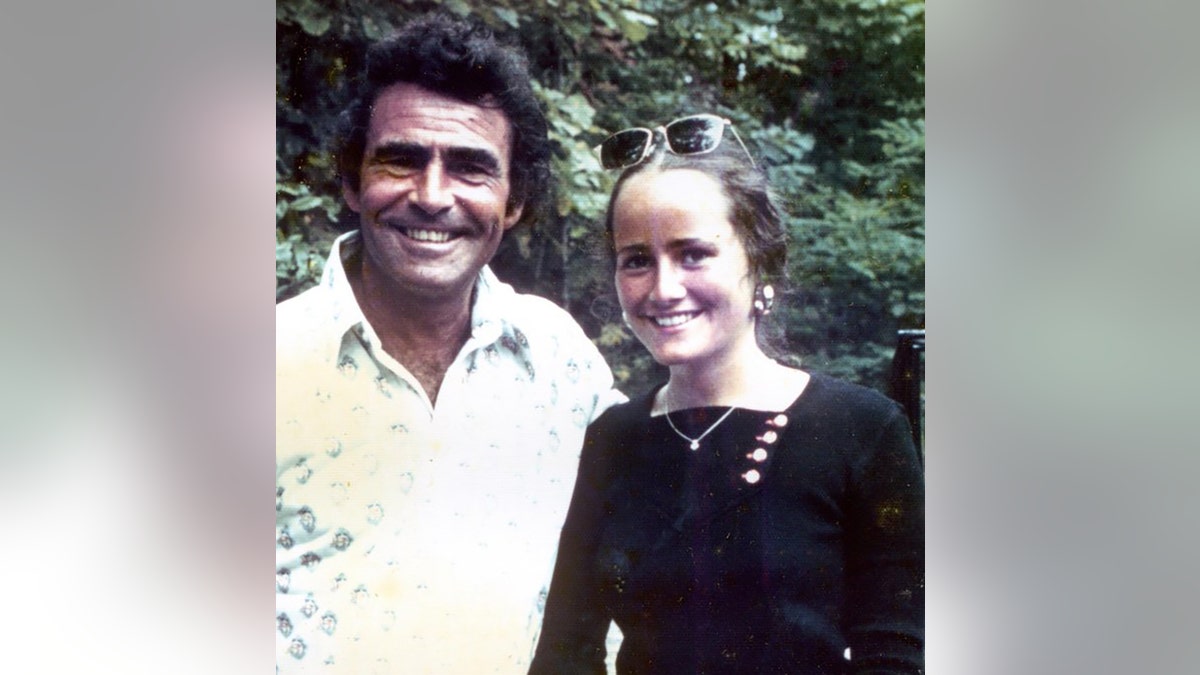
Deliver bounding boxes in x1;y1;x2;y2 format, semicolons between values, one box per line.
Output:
649;263;687;303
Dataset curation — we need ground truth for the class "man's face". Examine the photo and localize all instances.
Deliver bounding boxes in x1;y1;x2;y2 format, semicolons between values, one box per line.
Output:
344;82;523;301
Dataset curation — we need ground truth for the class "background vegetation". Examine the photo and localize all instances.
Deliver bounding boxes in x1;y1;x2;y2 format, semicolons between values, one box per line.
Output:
277;0;924;395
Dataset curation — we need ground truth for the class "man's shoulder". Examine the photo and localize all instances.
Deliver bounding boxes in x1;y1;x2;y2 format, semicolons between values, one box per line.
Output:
481;276;590;341
505;291;603;360
276;284;341;366
277;232;358;331
586;389;650;428
483;280;621;406
504;289;581;328
277;287;320;338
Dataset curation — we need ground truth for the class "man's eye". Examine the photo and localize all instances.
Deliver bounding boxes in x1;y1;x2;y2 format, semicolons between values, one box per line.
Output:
448;161;493;180
375;154;422;173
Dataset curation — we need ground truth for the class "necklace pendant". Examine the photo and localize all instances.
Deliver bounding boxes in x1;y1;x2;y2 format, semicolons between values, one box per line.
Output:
689;440;700;451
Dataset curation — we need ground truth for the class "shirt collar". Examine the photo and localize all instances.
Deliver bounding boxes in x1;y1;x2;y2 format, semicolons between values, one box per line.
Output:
319;231;367;344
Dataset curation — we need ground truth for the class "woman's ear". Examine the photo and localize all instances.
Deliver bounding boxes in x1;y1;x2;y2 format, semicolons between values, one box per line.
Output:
753;283;776;316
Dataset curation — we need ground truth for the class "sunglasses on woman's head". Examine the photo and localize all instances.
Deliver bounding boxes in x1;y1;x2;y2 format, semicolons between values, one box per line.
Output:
595;113;756;170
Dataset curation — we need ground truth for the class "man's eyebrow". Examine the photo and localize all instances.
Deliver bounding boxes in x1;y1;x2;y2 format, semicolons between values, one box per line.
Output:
368;141;429;162
444;146;503;175
367;142;502;175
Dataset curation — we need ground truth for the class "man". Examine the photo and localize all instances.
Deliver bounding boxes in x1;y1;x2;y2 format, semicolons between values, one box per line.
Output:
276;14;622;673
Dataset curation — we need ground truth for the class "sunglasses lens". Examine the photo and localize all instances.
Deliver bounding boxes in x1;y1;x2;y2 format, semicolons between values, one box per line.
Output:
599;128;652;169
665;116;725;154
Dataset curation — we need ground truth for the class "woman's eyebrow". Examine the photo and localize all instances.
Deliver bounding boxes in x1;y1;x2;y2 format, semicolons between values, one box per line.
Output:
614;242;649;256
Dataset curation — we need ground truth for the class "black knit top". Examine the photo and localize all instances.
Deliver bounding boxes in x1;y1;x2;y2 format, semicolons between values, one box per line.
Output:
530;373;925;674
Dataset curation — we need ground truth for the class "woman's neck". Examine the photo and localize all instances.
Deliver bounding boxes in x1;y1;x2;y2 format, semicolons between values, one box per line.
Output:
655;348;811;415
661;348;776;408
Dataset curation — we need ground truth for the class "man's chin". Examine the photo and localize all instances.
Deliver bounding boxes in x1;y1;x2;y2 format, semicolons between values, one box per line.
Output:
391;268;482;303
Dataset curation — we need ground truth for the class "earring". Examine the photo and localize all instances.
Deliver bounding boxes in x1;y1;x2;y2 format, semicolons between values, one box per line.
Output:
753;284;775;316
621;311;632;328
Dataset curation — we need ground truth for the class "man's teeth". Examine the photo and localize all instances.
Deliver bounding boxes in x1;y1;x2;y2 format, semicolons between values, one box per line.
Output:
654;313;697;327
405;228;453;243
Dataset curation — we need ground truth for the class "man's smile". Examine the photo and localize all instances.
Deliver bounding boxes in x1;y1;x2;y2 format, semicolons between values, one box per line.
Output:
401;227;459;243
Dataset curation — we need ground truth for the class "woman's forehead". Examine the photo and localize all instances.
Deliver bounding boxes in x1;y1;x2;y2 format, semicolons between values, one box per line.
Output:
612;170;739;247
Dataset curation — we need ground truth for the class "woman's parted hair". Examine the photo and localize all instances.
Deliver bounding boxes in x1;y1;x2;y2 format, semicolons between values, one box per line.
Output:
334;13;550;226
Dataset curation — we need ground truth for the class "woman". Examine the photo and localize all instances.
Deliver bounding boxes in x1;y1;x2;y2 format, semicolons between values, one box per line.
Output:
529;115;924;674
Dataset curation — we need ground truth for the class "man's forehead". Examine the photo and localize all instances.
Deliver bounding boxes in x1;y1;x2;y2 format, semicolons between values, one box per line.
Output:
368;82;512;154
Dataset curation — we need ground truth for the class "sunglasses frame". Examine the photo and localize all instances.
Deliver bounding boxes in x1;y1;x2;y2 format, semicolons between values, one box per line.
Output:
595;113;756;170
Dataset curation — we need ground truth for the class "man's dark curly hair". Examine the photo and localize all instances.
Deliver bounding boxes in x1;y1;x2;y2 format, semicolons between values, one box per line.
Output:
334;13;551;227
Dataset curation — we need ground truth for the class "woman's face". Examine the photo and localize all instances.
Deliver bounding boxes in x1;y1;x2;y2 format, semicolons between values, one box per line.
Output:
612;168;757;370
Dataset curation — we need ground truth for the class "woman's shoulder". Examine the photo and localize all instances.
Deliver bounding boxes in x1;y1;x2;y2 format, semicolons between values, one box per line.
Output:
793;372;906;423
579;388;660;472
590;387;658;430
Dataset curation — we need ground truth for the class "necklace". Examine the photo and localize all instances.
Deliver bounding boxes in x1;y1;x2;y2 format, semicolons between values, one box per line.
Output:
663;388;737;451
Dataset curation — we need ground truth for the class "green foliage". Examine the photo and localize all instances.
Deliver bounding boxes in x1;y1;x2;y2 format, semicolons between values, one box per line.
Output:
276;165;342;300
276;0;924;394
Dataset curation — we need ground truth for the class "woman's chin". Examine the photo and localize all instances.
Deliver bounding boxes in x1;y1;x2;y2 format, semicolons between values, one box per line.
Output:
645;347;699;369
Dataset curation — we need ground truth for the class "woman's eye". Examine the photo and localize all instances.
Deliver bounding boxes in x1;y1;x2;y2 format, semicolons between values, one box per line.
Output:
681;248;713;265
619;254;651;270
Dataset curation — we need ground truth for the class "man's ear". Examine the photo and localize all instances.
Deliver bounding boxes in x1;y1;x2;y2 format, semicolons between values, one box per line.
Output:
342;180;362;213
502;199;524;231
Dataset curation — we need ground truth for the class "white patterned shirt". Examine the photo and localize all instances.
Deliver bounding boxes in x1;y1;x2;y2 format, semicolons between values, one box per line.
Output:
276;232;624;673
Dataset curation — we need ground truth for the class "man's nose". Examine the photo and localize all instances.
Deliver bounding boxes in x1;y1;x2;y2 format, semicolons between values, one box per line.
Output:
410;162;454;215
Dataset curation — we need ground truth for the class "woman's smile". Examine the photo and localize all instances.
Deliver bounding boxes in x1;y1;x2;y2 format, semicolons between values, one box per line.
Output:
647;311;700;328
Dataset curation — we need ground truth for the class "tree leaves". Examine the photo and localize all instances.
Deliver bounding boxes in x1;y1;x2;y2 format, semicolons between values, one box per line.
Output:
275;0;925;391
278;0;332;37
614;9;657;43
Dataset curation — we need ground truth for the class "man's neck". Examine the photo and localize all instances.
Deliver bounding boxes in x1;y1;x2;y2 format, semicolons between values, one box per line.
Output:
347;258;476;406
